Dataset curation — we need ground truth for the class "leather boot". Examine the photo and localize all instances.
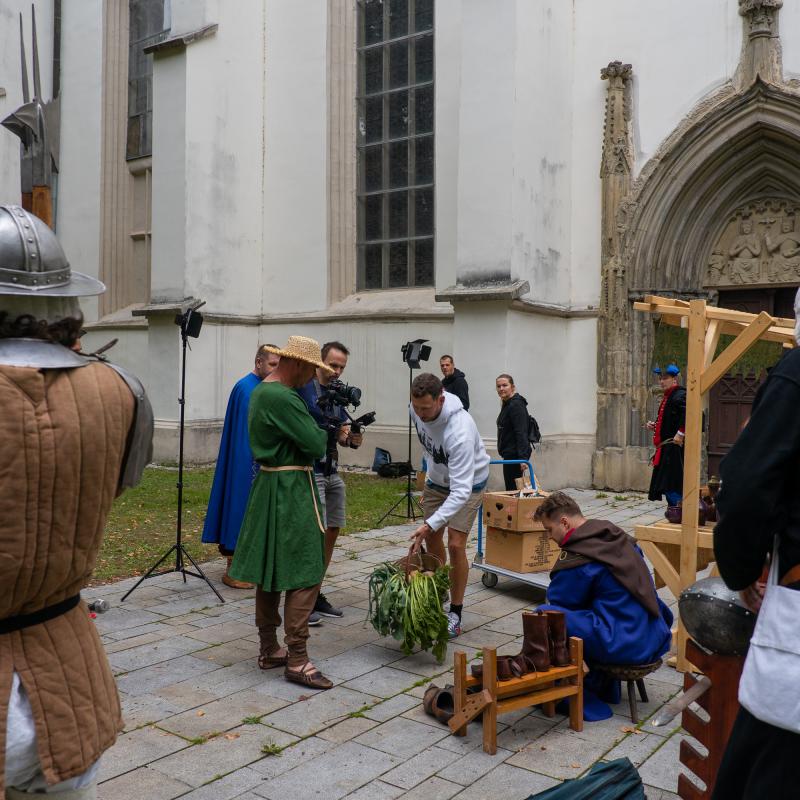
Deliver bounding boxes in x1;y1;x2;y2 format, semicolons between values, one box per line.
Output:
222;557;254;589
471;655;514;682
510;611;551;676
541;610;569;666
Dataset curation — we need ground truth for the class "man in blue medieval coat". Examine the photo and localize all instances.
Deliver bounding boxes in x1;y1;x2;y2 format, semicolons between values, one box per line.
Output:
535;492;673;720
202;344;280;588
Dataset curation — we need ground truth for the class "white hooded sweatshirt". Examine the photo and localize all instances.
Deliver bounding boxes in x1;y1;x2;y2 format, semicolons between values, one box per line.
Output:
410;391;490;531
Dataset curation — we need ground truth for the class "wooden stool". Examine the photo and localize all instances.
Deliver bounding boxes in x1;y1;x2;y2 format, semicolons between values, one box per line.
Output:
593;660;662;723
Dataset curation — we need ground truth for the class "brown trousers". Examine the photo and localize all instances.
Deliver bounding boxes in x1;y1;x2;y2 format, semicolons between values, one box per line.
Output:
255;585;319;668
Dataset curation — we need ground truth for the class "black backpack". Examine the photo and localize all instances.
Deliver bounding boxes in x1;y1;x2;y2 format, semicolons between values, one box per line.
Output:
527;415;542;447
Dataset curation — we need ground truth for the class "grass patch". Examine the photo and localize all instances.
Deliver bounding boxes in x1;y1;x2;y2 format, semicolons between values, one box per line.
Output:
595;492;608;499
261;739;283;756
348;711;366;719
613;495;627;502
94;467;409;584
242;715;263;725
187;733;219;745
339;473;414;534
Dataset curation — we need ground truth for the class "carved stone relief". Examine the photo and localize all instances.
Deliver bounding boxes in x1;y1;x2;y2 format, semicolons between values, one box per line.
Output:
705;200;800;287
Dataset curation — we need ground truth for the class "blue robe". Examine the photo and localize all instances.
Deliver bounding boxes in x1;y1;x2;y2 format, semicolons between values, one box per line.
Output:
540;557;673;721
202;372;261;552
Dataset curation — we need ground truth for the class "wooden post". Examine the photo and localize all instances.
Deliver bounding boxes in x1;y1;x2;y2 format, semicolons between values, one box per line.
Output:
453;651;468;737
568;637;584;733
481;647;498;755
677;300;706;671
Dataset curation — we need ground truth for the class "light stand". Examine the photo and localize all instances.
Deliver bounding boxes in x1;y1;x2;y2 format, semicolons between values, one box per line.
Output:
122;300;224;604
375;339;432;525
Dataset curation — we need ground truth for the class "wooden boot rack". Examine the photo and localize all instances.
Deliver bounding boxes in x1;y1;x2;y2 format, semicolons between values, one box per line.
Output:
449;637;584;754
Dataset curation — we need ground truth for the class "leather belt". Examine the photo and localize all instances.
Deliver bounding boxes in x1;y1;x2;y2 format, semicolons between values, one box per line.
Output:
0;594;80;634
259;465;324;532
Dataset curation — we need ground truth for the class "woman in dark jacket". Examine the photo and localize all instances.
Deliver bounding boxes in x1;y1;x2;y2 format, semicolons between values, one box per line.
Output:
496;374;533;490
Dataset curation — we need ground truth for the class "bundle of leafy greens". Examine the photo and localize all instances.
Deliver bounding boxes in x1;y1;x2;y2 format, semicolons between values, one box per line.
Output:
367;561;451;662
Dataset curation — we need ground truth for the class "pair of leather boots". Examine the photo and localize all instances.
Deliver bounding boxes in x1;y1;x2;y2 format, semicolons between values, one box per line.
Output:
471;610;569;681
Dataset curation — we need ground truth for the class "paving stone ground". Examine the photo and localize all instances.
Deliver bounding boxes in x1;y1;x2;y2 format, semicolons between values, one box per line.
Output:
92;488;688;800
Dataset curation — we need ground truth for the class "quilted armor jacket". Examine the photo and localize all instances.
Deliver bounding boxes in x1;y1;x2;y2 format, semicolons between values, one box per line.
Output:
0;361;135;791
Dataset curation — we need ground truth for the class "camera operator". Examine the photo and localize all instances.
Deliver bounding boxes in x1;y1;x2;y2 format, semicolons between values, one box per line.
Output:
297;341;364;620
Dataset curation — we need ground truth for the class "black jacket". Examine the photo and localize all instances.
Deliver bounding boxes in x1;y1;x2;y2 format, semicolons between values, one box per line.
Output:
714;348;800;589
442;369;470;410
647;386;686;501
497;393;532;461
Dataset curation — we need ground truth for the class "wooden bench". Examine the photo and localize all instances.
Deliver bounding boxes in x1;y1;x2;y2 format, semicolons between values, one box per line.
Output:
448;637;584;754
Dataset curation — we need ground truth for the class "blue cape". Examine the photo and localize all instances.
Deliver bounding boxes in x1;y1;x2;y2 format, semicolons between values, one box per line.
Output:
202;372;261;551
541;558;673;721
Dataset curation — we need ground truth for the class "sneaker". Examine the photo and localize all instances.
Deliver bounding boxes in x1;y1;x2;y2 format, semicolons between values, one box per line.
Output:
446;611;462;639
315;593;344;618
308;611;322;627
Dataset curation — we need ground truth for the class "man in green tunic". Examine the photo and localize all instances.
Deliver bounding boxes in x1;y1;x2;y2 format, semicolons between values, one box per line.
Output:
230;336;334;690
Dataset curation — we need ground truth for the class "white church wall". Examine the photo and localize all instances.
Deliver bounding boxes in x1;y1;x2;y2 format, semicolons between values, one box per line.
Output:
261;0;330;314
432;0;460;294
181;3;265;315
783;2;800;80
570;0;742;306
438;0;573;305
151;52;187;300
511;0;573;306
58;0;103;322
450;1;516;288
448;303;594;489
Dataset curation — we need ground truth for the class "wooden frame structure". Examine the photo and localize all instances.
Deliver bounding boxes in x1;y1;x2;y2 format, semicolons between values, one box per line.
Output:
633;295;796;670
448;638;584;754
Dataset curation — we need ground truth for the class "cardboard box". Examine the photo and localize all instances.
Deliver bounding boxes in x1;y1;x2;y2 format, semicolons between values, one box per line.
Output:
483;490;549;532
484;526;560;574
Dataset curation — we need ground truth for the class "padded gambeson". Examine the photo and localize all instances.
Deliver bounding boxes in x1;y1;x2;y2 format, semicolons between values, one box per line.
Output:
0;362;134;790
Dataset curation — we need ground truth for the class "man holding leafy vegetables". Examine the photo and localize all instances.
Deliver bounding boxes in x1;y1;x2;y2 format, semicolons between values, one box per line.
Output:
408;373;490;638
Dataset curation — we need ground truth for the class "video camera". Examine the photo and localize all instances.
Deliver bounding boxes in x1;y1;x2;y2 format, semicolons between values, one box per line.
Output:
316;379;376;475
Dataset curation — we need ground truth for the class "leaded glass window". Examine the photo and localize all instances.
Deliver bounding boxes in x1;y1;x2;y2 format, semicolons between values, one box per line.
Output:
357;0;434;289
127;0;168;160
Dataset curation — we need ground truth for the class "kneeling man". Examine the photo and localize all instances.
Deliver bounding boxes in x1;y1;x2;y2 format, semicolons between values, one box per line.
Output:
535;492;673;720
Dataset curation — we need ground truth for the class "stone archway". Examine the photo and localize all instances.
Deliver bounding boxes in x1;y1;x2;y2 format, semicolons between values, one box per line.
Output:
593;3;800;490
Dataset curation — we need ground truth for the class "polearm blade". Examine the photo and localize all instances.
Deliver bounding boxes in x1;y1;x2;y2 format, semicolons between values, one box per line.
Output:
650;674;712;727
31;4;42;100
20;14;30;103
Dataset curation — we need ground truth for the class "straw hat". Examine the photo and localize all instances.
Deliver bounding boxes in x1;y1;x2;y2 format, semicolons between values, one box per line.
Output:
263;336;334;374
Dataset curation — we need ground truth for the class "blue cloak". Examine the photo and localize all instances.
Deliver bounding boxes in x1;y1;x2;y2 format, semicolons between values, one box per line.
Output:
540;557;673;721
202;372;261;552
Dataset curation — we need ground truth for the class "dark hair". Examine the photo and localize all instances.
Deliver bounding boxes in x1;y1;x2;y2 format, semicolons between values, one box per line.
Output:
533;491;582;522
411;372;443;399
440;354;454;363
256;343;278;360
496;373;514;385
322;341;349;360
0;311;84;349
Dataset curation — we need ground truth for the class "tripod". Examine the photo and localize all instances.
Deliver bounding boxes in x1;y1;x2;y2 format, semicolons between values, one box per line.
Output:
376;363;424;525
122;304;224;604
